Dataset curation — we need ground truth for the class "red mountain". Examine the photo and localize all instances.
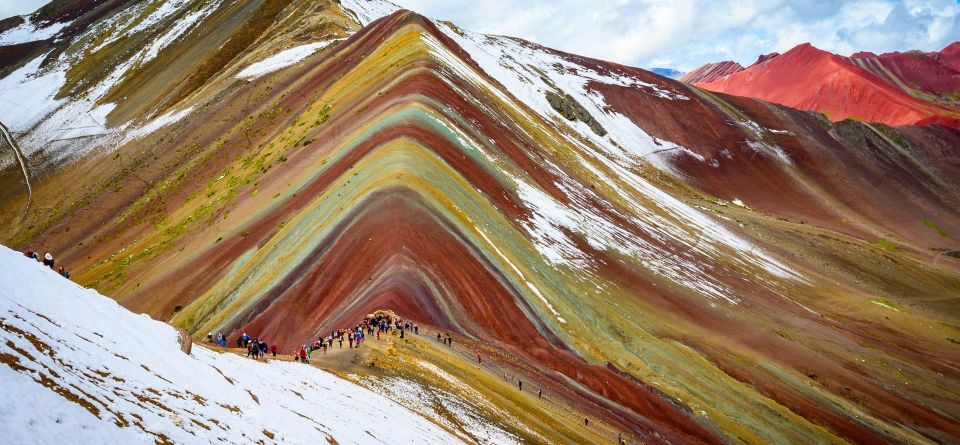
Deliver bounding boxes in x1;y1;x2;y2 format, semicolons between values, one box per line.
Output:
679;60;744;83
689;42;960;127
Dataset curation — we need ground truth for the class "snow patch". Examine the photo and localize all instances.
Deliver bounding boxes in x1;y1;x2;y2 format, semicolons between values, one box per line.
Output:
123;106;195;143
237;40;343;79
0;246;463;444
362;375;524;445
340;0;402;27
0;16;71;45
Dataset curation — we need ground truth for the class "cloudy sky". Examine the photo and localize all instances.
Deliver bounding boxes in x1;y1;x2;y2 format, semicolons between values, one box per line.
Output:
397;0;959;71
4;0;958;71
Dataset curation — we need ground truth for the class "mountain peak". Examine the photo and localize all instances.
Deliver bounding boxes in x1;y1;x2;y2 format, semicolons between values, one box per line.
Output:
690;40;960;126
2;2;960;444
679;60;744;83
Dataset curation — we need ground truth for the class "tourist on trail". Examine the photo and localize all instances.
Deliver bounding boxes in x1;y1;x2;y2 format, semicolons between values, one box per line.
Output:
447;335;452;346
518;380;523;391
270;344;278;357
43;252;54;268
437;332;442;342
259;340;268;357
414;325;419;335
322;342;327;354
207;332;213;343
399;329;404;339
584;418;589;427
299;345;308;363
538;388;542;398
477;353;482;364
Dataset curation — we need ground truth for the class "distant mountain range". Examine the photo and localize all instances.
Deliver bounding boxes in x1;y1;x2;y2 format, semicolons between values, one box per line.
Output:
649;67;685;79
682;42;960;127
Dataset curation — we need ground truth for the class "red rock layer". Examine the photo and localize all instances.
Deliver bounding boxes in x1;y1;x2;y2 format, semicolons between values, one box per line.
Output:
678;60;744;84
851;45;960;98
694;43;960;127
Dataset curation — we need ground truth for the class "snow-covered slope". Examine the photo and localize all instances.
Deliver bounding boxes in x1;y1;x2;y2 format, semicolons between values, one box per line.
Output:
0;246;462;445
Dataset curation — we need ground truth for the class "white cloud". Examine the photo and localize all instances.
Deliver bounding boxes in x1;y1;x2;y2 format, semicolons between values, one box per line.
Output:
396;0;960;71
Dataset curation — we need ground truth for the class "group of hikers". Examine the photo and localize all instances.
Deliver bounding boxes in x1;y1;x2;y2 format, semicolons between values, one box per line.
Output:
203;310;626;442
206;332;279;359
23;250;71;279
290;311;421;363
206;311;425;364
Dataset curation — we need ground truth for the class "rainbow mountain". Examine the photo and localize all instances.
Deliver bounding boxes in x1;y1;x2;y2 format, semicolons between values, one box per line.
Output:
1;0;959;443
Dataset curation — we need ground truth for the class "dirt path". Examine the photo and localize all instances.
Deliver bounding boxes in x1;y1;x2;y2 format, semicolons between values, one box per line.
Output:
0;120;32;238
207;329;636;444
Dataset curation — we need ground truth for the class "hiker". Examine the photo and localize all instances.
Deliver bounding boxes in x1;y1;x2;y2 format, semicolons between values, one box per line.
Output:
518;380;523;391
322;342;327;354
584;418;589;427
207;332;213;343
399;329;404;339
447;335;452;346
538;388;542;398
477;353;482;364
437;332;442;342
259;340;268;357
618;432;624;444
270;344;278;357
299;345;308;363
42;252;54;268
414;325;419;335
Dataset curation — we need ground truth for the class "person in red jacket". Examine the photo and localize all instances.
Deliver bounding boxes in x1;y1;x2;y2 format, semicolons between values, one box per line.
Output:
270;344;278;357
299;345;308;363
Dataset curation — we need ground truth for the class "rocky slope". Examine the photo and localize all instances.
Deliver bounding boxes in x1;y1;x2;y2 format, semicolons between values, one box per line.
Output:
1;1;960;443
0;246;466;444
678;60;744;84
688;42;960;127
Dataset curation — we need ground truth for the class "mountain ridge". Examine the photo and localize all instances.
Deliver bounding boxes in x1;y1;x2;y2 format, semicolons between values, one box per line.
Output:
1;1;959;443
687;41;960;127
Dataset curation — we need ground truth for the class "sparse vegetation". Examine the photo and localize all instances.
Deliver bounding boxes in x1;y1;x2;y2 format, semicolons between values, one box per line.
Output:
869;298;902;312
922;219;950;238
873;239;899;252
